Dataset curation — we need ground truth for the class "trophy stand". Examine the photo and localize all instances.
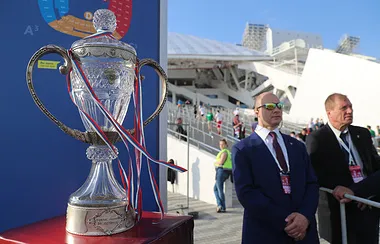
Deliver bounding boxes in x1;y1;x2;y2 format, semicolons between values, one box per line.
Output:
66;145;135;235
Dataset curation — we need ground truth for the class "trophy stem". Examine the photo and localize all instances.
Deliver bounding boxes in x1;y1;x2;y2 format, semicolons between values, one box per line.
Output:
66;145;135;236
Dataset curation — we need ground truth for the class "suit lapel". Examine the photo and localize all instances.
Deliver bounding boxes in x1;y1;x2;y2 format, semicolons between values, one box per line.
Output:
325;124;349;164
349;126;362;156
349;126;369;171
325;124;342;151
281;133;295;173
282;134;298;201
250;132;278;169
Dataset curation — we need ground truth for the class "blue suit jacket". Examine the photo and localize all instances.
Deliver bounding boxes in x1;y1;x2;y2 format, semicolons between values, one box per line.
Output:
232;132;319;244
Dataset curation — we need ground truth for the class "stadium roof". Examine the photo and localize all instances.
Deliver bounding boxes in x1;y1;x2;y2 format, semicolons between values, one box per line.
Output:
168;32;272;62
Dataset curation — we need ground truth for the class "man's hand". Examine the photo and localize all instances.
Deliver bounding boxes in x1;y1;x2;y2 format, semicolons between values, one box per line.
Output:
332;186;354;203
356;195;376;211
294;232;306;241
357;202;369;211
333;186;372;210
284;213;309;239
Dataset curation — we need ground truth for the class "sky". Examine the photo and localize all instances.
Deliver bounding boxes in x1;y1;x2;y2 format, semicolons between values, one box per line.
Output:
168;0;380;58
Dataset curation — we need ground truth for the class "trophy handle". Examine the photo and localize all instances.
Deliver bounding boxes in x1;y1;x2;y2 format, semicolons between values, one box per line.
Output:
26;45;89;143
137;58;168;128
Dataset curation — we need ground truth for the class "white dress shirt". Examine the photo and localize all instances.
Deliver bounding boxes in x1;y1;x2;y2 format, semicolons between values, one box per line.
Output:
328;122;366;177
255;125;290;172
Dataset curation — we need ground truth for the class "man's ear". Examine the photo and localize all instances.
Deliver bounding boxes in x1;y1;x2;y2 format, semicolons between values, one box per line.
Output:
254;109;259;116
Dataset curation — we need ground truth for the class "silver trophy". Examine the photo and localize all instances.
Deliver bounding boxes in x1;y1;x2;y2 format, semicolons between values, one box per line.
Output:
26;9;168;236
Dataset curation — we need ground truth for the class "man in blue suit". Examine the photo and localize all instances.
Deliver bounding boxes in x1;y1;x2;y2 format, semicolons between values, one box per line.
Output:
232;92;319;243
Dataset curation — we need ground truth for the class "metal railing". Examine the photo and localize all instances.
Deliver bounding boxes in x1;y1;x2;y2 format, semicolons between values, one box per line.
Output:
167;126;220;155
167;124;222;212
167;123;190;212
168;108;239;152
319;187;380;244
168;102;306;137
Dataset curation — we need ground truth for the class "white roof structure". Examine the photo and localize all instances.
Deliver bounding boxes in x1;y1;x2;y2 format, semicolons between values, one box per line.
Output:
168;32;272;62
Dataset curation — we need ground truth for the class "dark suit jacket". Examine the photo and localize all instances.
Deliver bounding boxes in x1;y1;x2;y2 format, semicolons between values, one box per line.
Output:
232;132;319;244
351;169;380;197
306;124;380;191
306;124;380;243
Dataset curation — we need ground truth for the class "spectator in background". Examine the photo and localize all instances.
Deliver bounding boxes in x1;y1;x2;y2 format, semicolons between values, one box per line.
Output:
240;121;246;139
367;125;378;148
320;118;325;127
367;125;376;137
315;118;320;127
177;99;184;108
175;117;187;142
167;159;177;185
193;103;197;118
296;133;305;143
290;131;296;138
232;114;243;139
308;118;315;131
214;139;232;213
300;128;307;142
206;110;214;132
215;110;223;135
199;104;206;119
377;125;380;136
233;107;239;116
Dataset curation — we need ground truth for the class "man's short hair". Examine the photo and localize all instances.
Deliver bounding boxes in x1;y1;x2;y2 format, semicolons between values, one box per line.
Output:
324;93;348;111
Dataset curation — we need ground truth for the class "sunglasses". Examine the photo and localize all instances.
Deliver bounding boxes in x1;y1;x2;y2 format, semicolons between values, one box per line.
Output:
257;102;284;110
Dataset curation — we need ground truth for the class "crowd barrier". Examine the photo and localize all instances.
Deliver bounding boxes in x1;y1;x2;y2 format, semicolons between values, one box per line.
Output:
319;187;380;244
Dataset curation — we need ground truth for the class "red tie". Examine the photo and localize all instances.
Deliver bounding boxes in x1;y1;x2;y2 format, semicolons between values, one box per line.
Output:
269;132;288;173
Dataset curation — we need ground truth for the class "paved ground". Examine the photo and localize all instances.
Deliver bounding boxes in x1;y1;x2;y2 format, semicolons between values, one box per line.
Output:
167;192;329;244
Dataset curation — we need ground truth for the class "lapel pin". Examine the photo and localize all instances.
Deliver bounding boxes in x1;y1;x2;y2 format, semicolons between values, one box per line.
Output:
357;135;360;138
290;142;293;145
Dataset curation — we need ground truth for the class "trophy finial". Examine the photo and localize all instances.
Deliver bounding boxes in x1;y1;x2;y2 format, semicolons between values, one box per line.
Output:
93;9;117;33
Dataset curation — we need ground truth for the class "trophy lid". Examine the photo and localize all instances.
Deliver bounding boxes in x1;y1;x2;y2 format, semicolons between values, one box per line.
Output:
71;9;136;60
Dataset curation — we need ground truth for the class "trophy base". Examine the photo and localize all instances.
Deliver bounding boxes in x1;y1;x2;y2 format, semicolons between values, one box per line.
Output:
66;203;135;236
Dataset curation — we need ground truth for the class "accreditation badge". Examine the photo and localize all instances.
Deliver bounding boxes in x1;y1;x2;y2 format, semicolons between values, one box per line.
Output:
280;173;291;194
349;165;364;183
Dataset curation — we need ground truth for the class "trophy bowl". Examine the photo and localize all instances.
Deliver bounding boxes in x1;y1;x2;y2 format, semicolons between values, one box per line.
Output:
26;9;168;236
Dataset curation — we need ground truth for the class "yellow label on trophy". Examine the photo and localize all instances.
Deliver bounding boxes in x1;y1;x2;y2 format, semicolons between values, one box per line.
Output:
37;60;60;69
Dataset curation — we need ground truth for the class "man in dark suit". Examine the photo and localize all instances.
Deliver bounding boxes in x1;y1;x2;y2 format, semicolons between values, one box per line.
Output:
306;93;380;244
232;92;319;244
